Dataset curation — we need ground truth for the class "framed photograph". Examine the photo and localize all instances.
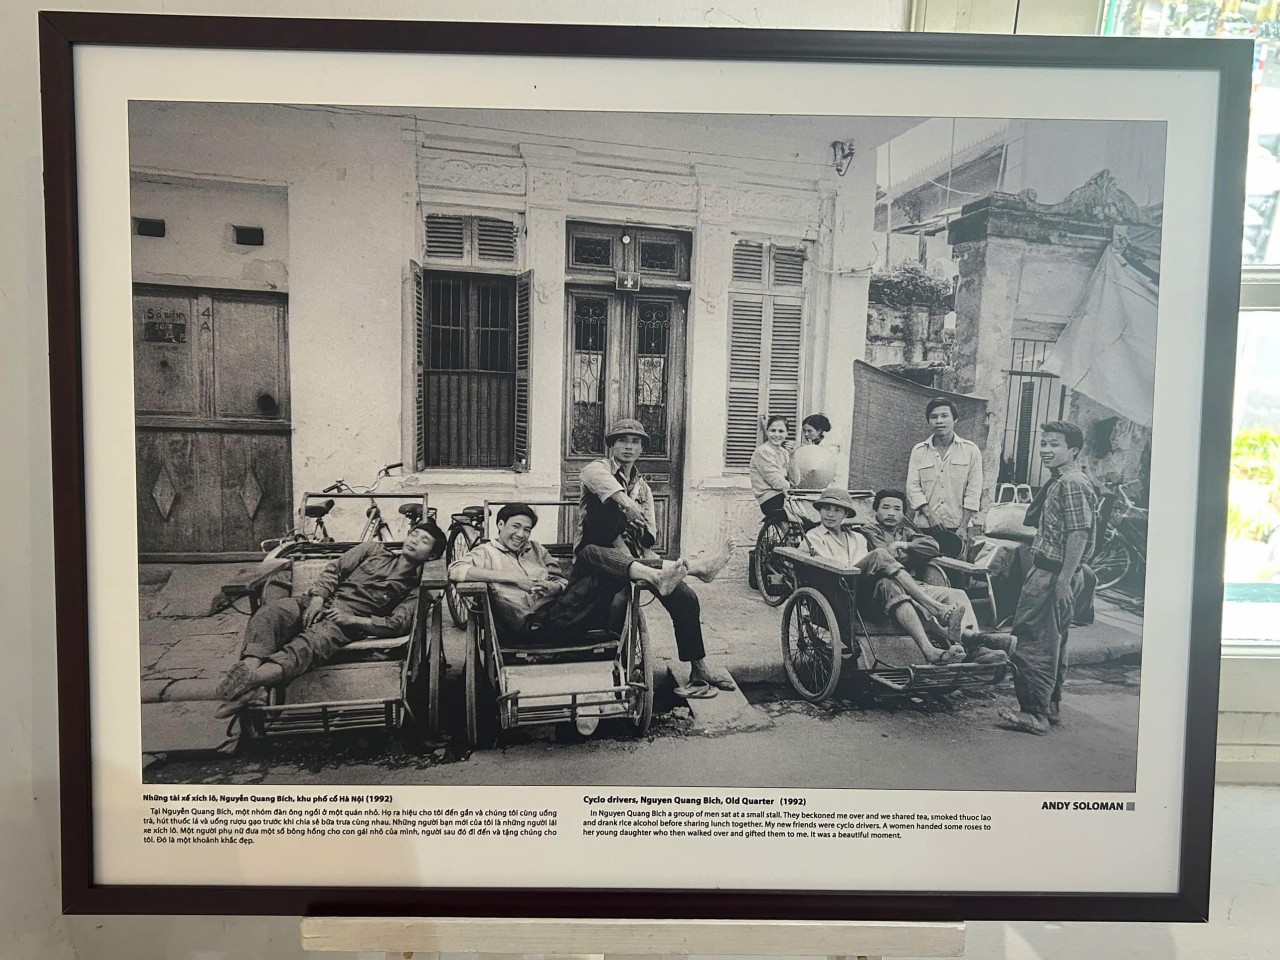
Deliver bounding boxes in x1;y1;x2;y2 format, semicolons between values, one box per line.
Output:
42;11;1247;920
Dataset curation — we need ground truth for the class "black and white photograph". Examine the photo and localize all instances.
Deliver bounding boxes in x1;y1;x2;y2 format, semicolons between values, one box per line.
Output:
131;102;1161;793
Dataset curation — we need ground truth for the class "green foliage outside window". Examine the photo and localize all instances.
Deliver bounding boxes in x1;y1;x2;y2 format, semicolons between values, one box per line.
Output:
1229;427;1280;542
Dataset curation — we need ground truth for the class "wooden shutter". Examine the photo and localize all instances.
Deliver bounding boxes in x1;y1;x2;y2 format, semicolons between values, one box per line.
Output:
513;270;532;470
425;215;466;260
476;218;517;262
726;296;764;467
766;299;803;440
412;260;427;469
732;240;765;284
772;246;806;286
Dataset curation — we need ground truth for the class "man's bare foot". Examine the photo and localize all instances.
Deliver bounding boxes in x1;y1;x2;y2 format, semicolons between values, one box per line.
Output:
214;660;261;701
997;705;1050;735
687;539;734;583
655;559;689;597
690;659;736;690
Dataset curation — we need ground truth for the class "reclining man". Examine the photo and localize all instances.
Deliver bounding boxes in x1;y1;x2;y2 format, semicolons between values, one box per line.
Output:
214;523;444;718
859;488;1013;662
804;487;1007;667
446;501;692;644
576;419;735;697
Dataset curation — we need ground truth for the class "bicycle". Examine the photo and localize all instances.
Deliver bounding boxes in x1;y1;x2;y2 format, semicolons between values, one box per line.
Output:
443;505;486;628
261;462;433;555
753;491;874;607
1090;479;1148;591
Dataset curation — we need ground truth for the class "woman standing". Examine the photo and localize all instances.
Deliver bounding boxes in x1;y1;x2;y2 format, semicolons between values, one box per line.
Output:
750;415;795;516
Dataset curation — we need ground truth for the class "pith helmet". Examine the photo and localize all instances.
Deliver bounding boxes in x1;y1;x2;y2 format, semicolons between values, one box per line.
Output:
813;486;856;515
605;418;650;446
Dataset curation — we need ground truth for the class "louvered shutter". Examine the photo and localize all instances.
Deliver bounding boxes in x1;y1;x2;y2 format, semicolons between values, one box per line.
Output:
766;299;803;442
513;270;532;470
772;246;806;286
726;296;764;467
411;260;427;469
732;240;765;285
425;215;466;260
477;218;517;262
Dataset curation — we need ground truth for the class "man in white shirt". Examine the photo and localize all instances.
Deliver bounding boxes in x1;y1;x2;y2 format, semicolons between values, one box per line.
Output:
905;397;983;558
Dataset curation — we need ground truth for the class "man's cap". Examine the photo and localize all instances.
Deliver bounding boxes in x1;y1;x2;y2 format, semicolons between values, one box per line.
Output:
813;486;857;514
605;418;650;446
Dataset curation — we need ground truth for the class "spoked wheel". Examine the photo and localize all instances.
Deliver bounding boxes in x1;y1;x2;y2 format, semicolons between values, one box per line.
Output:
1090;538;1133;591
755;515;794;607
780;586;843;702
445;526;479;628
463;631;496;750
625;606;654;737
426;599;443;739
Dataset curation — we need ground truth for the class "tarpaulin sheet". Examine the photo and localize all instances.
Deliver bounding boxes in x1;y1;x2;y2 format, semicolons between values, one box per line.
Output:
849;360;989;492
1040;245;1158;428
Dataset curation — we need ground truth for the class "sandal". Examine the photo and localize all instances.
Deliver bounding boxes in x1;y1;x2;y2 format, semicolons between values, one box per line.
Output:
674;679;718;699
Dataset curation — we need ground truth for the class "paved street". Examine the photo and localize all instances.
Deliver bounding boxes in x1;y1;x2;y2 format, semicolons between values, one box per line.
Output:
140;553;1142;793
143;662;1140;791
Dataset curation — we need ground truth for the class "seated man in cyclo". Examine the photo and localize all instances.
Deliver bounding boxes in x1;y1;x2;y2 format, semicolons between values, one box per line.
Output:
859;489;1014;660
803;487;1008;667
446;501;694;644
213;524;444;718
576;418;736;698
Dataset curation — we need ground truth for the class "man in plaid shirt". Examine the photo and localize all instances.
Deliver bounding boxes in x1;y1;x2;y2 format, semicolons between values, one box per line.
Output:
998;420;1098;736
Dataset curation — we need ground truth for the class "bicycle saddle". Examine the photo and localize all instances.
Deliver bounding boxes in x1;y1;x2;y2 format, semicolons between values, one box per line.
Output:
304;499;335;518
398;503;424;521
462;505;484;519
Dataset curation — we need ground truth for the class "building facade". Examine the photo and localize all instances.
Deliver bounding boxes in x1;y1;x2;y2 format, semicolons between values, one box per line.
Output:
129;103;912;559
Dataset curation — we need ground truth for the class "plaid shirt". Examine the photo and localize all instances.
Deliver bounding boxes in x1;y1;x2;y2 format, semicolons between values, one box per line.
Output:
1031;464;1098;566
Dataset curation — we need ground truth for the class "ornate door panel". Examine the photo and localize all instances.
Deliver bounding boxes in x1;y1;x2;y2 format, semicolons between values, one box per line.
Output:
134;285;291;559
561;288;687;556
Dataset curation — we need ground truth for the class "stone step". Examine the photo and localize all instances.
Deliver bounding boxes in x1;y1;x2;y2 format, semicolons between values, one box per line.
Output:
666;662;773;735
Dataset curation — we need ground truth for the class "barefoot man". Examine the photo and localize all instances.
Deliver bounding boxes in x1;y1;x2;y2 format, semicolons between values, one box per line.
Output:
576;419;734;697
997;421;1098;736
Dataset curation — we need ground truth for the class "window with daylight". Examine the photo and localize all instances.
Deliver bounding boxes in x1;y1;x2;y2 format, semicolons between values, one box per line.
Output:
1096;0;1280;645
410;267;531;470
724;238;807;468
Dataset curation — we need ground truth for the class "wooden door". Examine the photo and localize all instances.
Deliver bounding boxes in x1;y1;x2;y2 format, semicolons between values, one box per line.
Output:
561;287;687;555
134;285;292;560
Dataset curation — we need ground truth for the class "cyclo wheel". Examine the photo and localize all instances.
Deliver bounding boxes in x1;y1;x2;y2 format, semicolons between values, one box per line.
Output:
445;526;478;628
426;598;442;740
1090;538;1133;591
625;600;654;737
755;515;793;607
780;586;843;702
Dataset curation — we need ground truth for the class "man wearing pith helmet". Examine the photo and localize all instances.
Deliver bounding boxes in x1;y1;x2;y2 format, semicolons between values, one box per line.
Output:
574;418;736;697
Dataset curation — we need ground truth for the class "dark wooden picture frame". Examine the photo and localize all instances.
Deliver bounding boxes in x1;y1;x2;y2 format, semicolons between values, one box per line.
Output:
41;10;1247;920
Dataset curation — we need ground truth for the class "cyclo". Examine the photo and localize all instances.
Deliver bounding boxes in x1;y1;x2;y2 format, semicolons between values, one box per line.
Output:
771;540;1012;703
226;487;447;745
437;500;653;749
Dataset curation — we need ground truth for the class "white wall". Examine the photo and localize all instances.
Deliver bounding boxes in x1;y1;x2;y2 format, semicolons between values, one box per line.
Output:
6;2;1278;959
130;175;290;292
130;102;418;501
